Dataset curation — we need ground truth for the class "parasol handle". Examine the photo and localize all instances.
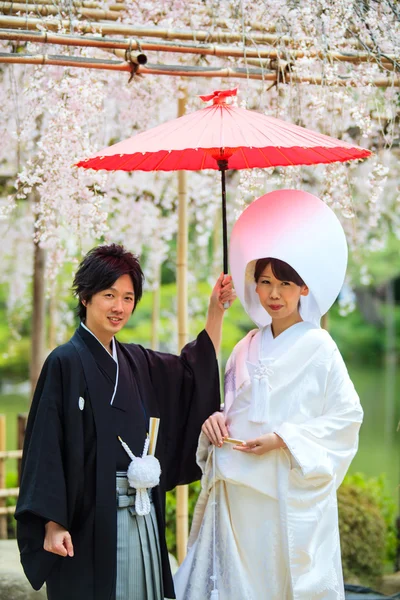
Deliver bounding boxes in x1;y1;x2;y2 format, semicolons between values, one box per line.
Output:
217;159;230;309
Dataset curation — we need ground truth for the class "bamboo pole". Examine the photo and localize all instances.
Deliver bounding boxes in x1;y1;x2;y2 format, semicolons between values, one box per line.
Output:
0;2;122;21
151;264;161;351
3;0;109;7
0;14;366;49
1;52;399;86
0;415;6;539
17;413;27;485
1;28;395;67
176;88;189;565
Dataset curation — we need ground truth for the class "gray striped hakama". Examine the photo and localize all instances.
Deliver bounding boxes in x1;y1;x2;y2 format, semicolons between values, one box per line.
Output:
116;473;164;600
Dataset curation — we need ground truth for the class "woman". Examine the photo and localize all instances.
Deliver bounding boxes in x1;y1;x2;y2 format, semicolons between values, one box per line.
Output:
16;243;235;600
174;190;363;600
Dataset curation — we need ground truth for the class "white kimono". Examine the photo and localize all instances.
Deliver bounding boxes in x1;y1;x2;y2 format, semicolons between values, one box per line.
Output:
174;322;363;600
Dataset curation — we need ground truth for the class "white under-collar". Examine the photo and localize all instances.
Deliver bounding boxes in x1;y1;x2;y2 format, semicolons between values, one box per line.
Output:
80;321;117;363
80;322;119;405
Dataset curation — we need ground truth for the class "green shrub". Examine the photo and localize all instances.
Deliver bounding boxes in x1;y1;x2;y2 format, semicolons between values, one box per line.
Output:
338;473;397;586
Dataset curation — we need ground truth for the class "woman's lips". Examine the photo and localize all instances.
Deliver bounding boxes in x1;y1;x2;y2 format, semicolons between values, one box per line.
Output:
269;305;283;311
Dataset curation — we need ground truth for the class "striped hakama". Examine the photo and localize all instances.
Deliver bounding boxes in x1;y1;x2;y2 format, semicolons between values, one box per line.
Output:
116;474;164;600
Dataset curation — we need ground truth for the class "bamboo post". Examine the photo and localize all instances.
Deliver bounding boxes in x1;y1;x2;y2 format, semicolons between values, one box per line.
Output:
0;415;7;539
17;413;27;485
321;312;329;330
176;88;189;565
151;263;161;351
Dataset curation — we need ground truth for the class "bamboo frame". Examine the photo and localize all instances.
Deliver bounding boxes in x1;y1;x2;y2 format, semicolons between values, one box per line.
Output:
1;26;396;67
0;2;122;21
0;12;370;50
1;52;399;87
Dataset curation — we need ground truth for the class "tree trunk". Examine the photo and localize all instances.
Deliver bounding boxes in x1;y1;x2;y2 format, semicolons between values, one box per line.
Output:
30;192;46;400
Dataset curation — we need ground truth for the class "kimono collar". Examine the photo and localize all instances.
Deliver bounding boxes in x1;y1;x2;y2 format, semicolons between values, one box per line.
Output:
80;321;117;362
77;324;119;405
224;322;322;417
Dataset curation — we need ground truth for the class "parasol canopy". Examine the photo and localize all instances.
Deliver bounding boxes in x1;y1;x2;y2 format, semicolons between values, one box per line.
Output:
76;88;371;272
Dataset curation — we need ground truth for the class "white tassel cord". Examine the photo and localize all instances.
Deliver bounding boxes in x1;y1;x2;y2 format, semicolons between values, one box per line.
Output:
209;445;219;600
118;435;161;516
248;360;273;424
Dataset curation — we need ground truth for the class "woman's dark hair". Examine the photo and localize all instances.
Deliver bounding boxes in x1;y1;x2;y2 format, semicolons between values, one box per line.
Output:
72;244;144;321
254;257;305;286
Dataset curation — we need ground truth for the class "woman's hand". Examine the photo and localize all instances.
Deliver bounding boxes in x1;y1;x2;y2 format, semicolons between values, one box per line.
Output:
44;521;74;557
202;411;229;447
233;433;286;456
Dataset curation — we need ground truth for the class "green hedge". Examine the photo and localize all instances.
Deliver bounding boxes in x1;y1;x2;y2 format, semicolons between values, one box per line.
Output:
338;473;397;586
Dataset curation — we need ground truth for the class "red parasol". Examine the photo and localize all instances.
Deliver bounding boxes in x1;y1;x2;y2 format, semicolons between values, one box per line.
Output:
76;88;371;272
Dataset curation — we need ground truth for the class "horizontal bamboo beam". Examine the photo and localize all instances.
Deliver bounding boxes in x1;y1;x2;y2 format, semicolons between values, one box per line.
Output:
0;9;386;56
0;449;22;459
0;50;275;77
0;505;16;515
0;13;319;46
0;51;399;87
0;2;122;20
0;22;397;71
0;487;19;498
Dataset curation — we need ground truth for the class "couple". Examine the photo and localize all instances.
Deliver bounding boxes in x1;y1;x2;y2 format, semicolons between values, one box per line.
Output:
16;190;363;600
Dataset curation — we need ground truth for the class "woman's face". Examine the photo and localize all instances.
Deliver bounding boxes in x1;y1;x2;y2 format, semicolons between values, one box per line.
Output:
255;263;309;322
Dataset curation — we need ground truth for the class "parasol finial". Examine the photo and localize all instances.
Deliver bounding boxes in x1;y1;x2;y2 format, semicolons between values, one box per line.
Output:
199;88;238;104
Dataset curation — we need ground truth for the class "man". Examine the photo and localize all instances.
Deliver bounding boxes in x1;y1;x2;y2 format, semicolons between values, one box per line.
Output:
15;243;234;600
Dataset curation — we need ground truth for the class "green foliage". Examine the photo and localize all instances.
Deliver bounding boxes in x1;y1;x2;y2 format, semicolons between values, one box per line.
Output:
328;302;387;364
338;473;397;586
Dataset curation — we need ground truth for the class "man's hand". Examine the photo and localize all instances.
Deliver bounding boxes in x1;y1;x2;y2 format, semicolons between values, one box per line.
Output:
233;433;286;456
44;521;74;557
209;273;236;314
202;411;229;447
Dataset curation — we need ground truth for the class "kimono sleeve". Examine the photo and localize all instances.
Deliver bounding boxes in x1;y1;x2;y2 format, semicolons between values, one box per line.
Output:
15;352;69;589
144;329;221;490
275;347;363;487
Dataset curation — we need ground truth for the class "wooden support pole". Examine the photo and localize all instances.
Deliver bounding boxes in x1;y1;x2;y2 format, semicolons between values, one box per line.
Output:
151;264;161;351
176;88;189;565
321;312;329;330
0;415;7;539
17;413;27;486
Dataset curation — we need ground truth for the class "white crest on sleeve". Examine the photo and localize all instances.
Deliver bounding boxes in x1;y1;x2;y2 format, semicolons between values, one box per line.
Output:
78;396;85;411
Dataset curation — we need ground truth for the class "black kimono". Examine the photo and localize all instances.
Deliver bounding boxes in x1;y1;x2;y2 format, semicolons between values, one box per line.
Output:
15;325;220;600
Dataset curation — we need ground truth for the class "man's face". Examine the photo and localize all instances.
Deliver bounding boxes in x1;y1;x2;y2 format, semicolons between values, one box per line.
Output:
84;274;135;343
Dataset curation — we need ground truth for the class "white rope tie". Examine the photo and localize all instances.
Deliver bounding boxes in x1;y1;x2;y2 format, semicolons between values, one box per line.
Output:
118;435;161;516
248;359;274;423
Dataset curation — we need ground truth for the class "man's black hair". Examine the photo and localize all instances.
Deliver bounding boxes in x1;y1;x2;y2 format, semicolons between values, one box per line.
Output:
72;244;144;321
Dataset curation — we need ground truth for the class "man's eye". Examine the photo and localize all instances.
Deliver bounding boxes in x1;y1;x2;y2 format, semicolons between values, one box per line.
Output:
105;293;114;297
